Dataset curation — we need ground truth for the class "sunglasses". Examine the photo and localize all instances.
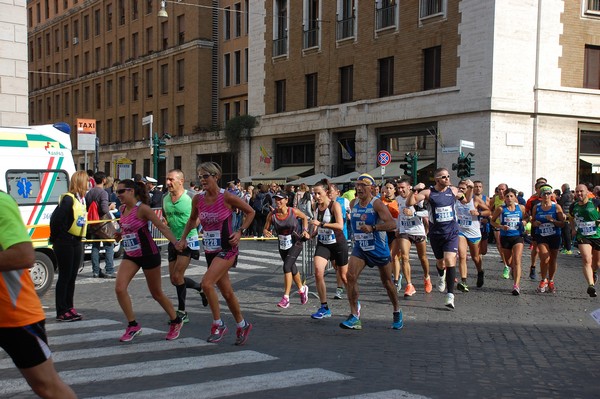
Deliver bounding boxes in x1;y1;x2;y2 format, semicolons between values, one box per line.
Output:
198;173;215;179
436;175;450;179
116;188;131;194
541;192;552;196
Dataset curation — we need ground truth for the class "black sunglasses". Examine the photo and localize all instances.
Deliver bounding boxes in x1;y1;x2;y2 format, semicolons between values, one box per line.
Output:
198;173;215;179
116;188;131;194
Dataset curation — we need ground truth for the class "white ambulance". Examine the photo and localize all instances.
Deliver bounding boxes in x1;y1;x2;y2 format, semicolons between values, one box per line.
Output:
0;123;76;296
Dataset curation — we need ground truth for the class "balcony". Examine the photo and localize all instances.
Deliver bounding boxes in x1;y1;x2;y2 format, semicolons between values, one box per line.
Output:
376;4;396;30
336;17;354;40
273;35;287;57
303;26;319;49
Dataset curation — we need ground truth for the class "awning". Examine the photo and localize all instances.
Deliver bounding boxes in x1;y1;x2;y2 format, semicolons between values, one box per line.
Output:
330;171;360;184
251;165;314;183
287;172;331;186
580;155;600;166
366;160;435;179
240;174;262;183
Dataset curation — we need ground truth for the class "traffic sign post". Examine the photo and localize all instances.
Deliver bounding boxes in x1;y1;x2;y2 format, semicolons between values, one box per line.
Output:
377;150;391;183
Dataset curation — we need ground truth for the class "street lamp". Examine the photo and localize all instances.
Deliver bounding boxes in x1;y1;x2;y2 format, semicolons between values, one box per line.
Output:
158;0;168;18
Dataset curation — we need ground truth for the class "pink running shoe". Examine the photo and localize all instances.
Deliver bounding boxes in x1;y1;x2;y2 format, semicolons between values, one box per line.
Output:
299;285;309;305
277;296;290;308
120;325;142;342
166;320;183;340
235;322;253;346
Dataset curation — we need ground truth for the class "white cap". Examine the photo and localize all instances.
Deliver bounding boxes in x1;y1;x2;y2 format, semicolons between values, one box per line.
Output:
145;176;157;183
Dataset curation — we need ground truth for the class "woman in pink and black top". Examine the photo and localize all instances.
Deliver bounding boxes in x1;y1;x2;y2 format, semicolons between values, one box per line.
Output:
115;179;182;342
178;162;256;346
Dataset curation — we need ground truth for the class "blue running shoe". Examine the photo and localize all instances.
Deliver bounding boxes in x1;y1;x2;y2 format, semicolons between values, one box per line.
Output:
311;306;332;319
392;310;403;330
339;314;362;330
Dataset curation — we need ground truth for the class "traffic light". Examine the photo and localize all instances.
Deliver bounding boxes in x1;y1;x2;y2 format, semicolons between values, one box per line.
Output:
152;133;171;178
464;152;475;177
452;152;475;179
401;152;419;186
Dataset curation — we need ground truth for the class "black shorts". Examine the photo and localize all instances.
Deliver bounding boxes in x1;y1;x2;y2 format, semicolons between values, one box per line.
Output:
577;236;600;251
123;252;162;269
0;321;51;369
500;235;524;249
314;242;348;266
398;233;427;244
205;250;238;268
535;235;562;250
167;242;200;262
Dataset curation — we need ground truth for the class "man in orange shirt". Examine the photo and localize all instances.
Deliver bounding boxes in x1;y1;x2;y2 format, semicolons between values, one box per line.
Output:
0;191;75;398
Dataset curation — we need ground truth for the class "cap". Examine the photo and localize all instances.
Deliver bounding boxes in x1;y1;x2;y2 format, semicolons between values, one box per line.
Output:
356;173;375;186
273;190;287;200
145;176;157;184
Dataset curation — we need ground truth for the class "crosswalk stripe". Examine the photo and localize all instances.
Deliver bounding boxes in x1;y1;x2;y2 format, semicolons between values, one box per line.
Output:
45;319;121;331
49;328;165;346
240;249;282;259
0;351;277;396
86;368;352;399
332;389;432;399
0;337;209;370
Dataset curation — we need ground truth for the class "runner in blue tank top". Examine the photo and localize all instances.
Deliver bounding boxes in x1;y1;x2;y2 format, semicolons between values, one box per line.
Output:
407;168;474;310
339;174;403;331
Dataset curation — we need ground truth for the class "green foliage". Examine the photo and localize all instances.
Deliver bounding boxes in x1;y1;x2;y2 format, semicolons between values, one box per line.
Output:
224;115;257;151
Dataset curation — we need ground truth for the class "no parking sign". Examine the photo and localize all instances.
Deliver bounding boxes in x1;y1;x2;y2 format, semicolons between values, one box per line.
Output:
377;150;391;166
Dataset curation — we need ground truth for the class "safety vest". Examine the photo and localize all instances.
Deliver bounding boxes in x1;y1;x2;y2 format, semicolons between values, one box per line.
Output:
60;192;88;237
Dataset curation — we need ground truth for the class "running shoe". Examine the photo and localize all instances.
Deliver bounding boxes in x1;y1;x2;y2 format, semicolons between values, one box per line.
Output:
587;285;597;298
457;282;469;293
56;310;79;322
277;296;290;308
166;319;183;340
537;279;548;294
476;271;485;288
397;274;403;290
424;276;432;293
502;265;511;279
437;269;446;293
199;290;209;307
120;325;142;342
334;287;344;300
529;267;536;280
235;322;253;346
391;310;403;330
404;283;416;297
339;314;362;330
311;305;332;319
548;281;556;293
561;249;573;255
395;281;401;294
444;293;455;309
176;310;189;324
69;308;83;319
299;285;309;305
207;322;228;343
512;285;521;296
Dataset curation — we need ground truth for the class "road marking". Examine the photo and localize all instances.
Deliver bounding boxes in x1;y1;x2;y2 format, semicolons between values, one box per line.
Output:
0;351;277;396
332;389;432;399
86;368;352;399
45;318;121;331
49;327;165;346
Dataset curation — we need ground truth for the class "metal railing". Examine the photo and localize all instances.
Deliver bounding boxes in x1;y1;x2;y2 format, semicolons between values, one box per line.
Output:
376;4;396;30
303;26;319;49
336;16;355;40
273;36;287;57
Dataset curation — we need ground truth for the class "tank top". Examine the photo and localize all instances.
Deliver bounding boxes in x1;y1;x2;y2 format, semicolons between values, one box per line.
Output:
335;196;350;239
499;204;524;237
351;198;390;257
455;198;482;238
163;192;199;250
396;195;426;236
119;201;159;257
271;207;300;250
534;203;561;237
315;201;345;245
197;188;235;253
572;200;600;239
428;187;459;236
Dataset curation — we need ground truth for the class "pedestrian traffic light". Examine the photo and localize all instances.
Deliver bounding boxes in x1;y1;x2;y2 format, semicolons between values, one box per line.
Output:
452;152;475;179
401;153;413;177
464;152;475;177
152;133;171;178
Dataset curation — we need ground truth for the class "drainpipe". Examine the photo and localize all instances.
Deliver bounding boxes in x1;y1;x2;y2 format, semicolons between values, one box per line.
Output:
532;0;542;190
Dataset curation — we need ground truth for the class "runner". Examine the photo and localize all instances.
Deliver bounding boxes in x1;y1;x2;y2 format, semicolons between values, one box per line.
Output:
489;183;510;278
114;179;184;342
570;184;600;297
340;174;403;330
473;180;490;259
177;162;255;345
456;179;491;291
407;168;474;309
309;178;348;319
262;190;310;308
329;183;351;300
531;184;566;293
525;179;549;280
0;190;77;399
379;180;403;292
490;188;526;296
163;169;207;325
395;178;431;296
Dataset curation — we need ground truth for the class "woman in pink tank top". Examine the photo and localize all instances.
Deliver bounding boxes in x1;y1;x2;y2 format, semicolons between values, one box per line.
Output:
177;162;255;346
114;179;182;342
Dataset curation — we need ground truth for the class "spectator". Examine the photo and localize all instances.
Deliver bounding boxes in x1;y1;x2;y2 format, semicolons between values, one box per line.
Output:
146;176;163;208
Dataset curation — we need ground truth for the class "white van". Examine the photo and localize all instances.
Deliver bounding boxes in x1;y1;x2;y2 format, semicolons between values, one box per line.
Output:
0;123;76;295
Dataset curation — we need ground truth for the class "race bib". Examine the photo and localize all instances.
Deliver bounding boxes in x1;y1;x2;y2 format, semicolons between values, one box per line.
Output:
354;232;375;251
122;233;141;254
505;216;520;230
579;220;596;236
317;227;336;245
203;230;222;252
538;222;555;237
278;234;292;250
186;236;200;250
435;206;454;222
457;215;472;227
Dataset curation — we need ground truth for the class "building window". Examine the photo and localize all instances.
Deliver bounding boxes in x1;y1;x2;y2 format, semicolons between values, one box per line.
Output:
160;64;168;94
376;0;397;30
244;48;248;82
84;51;89;73
74;89;79;114
234;51;241;85
106;119;113;144
224;103;230;123
420;0;445;19
303;0;319;49
94;47;101;70
63;24;69;48
276;142;315;165
224;7;231;40
119;116;125;140
224;53;231;87
64;92;70;116
306;73;318;108
118;37;125;63
245;0;249;34
160;108;168;134
106;79;113;107
132;0;138;19
54;28;59;52
132;72;139;100
234;3;242;37
94;9;101;36
177;15;185;44
423;45;441;90
146;0;152;14
132;114;139;140
234;101;241;117
275;79;286;113
273;0;288;56
176;105;185;136
95;83;102;109
586;0;600;14
584;45;600;89
176;59;185;90
146;27;153;53
106;3;113;31
83;14;89;39
337;0;355;40
378;56;394;97
132;32;139;58
118;76;125;104
340;65;353;103
118;0;125;25
161;21;168;50
84;86;90;111
145;68;153;98
107;42;113;67
54;94;60;118
174;156;182;170
74;55;79;76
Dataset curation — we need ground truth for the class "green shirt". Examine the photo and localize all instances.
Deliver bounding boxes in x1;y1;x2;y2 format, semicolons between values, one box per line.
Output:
0;192;31;250
572;199;600;239
163;192;198;240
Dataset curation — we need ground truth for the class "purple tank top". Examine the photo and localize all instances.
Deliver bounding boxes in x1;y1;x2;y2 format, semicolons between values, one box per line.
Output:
119;202;159;257
428;187;459;236
197;189;236;254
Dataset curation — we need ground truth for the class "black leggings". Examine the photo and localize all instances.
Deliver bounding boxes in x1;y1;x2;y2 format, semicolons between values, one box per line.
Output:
53;240;83;316
279;240;303;275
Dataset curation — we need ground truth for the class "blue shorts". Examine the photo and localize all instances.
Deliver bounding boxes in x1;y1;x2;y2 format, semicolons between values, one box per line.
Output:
350;247;391;268
459;233;481;245
429;231;459;260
